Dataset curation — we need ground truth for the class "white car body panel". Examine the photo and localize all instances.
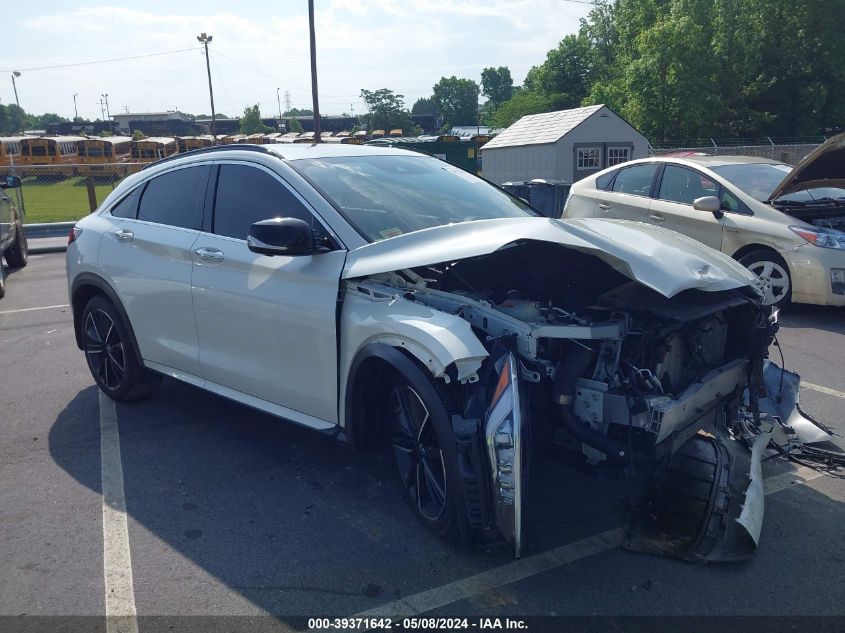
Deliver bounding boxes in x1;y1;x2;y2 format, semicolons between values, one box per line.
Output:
342;216;756;298
191;234;346;424
97;216;203;375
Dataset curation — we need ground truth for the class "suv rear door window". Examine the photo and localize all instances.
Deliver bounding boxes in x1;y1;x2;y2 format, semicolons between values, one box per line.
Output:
611;164;658;197
212;164;314;240
137;165;210;229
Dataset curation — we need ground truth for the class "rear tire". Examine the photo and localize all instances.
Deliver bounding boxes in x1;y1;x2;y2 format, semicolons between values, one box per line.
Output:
738;249;791;308
81;295;161;401
386;373;464;541
4;223;28;268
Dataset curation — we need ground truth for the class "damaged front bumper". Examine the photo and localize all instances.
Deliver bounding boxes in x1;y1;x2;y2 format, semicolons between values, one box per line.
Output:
472;352;830;562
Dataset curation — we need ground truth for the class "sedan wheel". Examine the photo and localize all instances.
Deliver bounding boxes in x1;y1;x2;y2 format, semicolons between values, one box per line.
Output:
740;250;792;307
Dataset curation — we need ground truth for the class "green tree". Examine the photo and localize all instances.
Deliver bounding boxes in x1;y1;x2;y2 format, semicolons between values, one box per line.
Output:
360;88;413;132
132;129;145;140
284;108;313;117
30;112;69;129
480;67;514;107
288;117;303;133
411;97;438;116
432;76;480;128
240;104;272;134
491;91;552;128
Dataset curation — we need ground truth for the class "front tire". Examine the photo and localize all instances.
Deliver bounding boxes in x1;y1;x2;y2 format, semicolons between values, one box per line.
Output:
739;249;791;308
387;376;463;541
4;223;28;268
81;295;161;401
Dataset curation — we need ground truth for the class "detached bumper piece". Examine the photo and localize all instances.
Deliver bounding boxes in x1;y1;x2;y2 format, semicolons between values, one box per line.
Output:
625;426;770;563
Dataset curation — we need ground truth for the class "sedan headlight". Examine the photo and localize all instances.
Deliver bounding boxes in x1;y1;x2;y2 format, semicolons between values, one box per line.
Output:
789;225;845;250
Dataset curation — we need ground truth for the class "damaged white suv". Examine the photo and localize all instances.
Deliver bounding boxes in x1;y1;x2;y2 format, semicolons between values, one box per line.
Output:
67;144;829;561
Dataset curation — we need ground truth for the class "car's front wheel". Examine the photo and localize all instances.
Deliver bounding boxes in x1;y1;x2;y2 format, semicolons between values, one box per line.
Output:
739;249;792;307
387;376;463;540
4;223;28;268
81;295;161;401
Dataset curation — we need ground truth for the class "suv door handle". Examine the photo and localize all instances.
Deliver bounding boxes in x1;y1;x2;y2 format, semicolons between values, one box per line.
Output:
598;202;610;210
648;214;665;223
115;229;134;242
193;247;225;262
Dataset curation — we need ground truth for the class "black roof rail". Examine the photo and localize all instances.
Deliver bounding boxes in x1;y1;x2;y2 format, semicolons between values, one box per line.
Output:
141;143;272;170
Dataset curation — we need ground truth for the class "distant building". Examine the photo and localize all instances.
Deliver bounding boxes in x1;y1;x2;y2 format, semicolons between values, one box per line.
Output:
112;111;196;136
481;105;648;184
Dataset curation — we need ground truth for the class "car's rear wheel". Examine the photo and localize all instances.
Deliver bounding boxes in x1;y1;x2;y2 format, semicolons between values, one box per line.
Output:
387;377;462;540
739;249;792;307
82;295;161;401
4;223;28;268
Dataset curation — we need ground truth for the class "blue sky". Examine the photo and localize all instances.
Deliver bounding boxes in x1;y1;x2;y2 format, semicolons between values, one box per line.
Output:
0;0;591;120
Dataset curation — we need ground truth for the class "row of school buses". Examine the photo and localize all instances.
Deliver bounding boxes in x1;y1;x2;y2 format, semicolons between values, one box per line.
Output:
0;130;493;177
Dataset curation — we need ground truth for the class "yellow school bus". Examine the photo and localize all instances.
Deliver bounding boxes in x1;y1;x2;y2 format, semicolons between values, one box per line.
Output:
77;136;133;176
130;137;178;163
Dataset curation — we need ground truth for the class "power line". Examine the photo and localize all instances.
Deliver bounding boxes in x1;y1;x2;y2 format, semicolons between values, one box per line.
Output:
0;47;200;73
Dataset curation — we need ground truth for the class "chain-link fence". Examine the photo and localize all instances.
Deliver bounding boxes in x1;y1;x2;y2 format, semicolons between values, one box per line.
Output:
2;163;141;251
648;137;825;165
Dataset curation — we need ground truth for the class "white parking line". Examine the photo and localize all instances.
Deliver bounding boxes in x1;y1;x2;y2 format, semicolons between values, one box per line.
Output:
99;390;139;633
355;464;824;618
801;381;845;400
0;303;70;315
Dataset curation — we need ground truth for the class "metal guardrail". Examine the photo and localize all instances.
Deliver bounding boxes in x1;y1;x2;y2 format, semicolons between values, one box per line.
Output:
25;221;74;252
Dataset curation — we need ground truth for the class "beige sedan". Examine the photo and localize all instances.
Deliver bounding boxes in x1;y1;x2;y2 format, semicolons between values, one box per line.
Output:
563;134;845;307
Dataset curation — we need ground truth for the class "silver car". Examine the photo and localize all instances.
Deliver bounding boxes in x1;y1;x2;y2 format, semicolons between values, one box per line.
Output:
67;143;823;561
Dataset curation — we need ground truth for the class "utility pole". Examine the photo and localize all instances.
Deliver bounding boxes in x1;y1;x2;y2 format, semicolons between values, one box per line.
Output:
308;0;321;142
284;90;291;114
101;93;111;121
197;32;217;143
98;97;106;120
276;87;283;129
11;71;21;109
73;93;78;119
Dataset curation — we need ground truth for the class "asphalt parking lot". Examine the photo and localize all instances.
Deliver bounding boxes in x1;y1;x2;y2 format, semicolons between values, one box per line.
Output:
1;252;844;628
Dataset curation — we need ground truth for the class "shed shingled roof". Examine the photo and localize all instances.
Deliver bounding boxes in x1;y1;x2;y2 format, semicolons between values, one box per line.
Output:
481;104;605;150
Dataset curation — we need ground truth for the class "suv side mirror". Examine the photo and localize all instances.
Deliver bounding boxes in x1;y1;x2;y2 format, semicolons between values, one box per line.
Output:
693;195;724;219
247;217;315;256
1;175;21;189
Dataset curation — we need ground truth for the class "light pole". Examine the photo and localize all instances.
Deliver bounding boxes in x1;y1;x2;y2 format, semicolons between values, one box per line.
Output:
11;71;21;109
101;93;111;121
308;0;321;142
276;87;282;127
73;93;78;119
197;32;217;143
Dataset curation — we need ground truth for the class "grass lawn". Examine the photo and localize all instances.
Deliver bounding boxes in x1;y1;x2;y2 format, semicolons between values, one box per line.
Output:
20;176;127;223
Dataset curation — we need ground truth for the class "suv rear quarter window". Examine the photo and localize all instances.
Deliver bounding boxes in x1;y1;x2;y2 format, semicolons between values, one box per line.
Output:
137;165;210;229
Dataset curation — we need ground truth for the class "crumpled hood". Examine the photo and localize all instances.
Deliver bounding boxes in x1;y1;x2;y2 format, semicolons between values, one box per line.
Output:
769;131;845;200
342;217;757;298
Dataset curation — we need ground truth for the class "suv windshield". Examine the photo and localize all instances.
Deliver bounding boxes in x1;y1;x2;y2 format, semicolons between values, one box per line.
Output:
290;154;537;242
710;163;792;201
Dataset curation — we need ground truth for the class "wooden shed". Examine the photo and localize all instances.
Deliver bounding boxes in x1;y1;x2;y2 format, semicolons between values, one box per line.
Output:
481;104;648;184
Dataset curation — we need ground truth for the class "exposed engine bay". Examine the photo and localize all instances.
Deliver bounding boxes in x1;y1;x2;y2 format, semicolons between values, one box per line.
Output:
347;240;836;561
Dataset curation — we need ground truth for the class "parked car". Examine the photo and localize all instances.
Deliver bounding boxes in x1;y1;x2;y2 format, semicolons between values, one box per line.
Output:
563;133;845;307
67;143;822;561
0;174;29;298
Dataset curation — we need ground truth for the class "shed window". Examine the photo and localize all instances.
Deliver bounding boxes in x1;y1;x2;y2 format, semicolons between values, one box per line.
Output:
577;147;601;169
607;147;630;166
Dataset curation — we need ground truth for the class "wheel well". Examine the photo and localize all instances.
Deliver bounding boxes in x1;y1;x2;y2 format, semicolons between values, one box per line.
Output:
731;243;786;266
71;283;102;349
345;344;445;453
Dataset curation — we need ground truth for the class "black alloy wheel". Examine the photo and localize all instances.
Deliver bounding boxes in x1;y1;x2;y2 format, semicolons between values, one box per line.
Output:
81;295;161;401
389;383;450;523
84;307;126;392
